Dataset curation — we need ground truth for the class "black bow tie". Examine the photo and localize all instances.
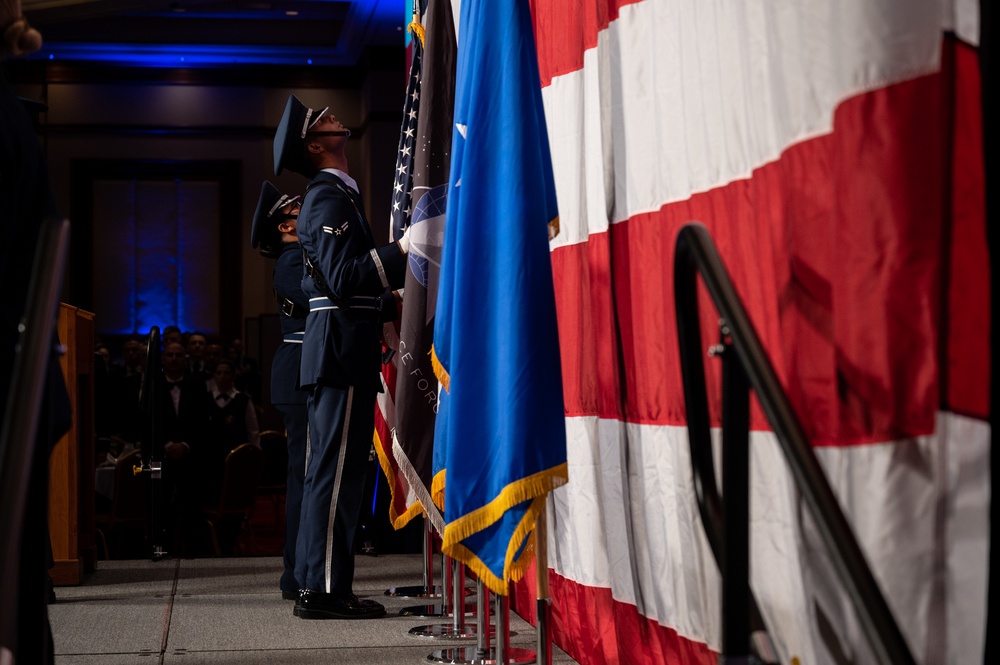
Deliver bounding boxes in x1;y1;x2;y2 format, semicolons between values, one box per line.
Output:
216;393;231;403
166;380;182;388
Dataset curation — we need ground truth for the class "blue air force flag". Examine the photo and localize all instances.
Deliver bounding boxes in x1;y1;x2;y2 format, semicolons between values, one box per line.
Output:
430;0;567;595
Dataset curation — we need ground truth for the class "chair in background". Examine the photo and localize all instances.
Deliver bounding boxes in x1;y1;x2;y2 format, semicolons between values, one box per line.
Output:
203;443;263;555
94;448;148;559
256;430;288;527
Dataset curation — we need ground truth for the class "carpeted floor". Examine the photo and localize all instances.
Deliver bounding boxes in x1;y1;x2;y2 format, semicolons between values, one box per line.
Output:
49;555;579;664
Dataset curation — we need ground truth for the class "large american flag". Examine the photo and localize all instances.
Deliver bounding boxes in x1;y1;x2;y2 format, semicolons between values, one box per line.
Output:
506;1;988;664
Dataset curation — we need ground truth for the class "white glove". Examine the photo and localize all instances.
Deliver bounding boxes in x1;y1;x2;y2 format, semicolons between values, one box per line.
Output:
398;225;411;254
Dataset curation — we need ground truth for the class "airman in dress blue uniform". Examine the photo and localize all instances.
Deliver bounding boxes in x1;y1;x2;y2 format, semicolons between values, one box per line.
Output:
251;181;309;600
273;95;409;619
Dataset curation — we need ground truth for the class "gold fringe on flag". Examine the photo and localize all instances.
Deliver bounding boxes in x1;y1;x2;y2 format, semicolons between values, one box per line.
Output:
431;468;446;511
440;463;568;596
505;501;541;583
373;428;425;529
430;345;450;392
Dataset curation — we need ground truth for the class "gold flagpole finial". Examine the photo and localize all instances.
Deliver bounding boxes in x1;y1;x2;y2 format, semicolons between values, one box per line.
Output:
409;1;425;48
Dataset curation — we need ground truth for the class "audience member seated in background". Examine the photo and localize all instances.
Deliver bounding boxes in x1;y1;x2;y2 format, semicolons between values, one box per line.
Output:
92;329;265;556
229;338;258;374
205;359;260;473
93;345;114;439
203;343;224;391
122;337;144;378
93;341;129;438
201;359;261;554
186;331;209;382
227;341;261;401
154;341;212;554
112;338;147;443
162;325;182;349
94;342;113;372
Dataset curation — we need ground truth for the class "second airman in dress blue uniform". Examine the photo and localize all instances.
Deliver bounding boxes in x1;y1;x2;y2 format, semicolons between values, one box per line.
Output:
251;181;309;600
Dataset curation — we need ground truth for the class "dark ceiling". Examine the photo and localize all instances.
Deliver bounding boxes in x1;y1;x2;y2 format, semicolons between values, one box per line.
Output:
21;0;408;68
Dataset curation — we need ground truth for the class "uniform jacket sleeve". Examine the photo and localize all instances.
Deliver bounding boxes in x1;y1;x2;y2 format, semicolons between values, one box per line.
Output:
299;177;406;299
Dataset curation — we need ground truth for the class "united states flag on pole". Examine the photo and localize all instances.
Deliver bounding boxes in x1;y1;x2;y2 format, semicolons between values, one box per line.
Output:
374;2;425;529
391;0;455;535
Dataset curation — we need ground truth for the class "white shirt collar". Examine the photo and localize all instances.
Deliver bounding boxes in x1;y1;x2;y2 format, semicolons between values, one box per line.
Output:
321;168;358;194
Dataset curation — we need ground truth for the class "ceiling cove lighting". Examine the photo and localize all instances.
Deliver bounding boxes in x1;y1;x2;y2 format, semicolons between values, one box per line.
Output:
33;43;336;68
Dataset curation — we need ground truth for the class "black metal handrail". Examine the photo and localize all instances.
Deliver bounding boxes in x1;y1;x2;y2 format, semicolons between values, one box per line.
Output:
674;222;916;665
0;217;70;651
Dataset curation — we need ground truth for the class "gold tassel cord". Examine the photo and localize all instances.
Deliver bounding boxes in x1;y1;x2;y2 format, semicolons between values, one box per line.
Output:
408;19;426;48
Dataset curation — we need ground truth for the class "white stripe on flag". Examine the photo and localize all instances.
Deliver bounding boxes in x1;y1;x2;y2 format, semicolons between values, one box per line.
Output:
550;412;989;662
545;0;958;250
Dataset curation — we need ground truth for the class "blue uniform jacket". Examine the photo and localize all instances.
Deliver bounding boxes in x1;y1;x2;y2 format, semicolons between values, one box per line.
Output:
298;171;405;390
271;242;308;405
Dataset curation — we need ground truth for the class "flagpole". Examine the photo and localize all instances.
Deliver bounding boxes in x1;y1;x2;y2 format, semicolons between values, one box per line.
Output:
496;593;509;664
411;557;479;641
426;576;493;664
477;579;491;659
426;517;435;591
443;553;452;610
493;591;536;664
400;550;474;618
536;496;552;665
452;556;466;635
385;515;441;599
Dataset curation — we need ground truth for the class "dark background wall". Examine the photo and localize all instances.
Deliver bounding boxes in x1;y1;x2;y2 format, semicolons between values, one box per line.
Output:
7;54;404;368
7;54;405;430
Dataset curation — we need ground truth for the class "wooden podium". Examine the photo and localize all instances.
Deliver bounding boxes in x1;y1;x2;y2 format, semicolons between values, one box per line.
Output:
49;303;97;585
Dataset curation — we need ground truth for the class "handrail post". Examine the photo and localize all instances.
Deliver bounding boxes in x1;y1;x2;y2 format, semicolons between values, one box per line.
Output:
719;326;751;663
674;222;915;665
676;229;778;664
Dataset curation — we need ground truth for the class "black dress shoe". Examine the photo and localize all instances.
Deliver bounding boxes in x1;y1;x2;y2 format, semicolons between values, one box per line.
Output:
292;589;306;616
295;589;386;620
281;589;300;601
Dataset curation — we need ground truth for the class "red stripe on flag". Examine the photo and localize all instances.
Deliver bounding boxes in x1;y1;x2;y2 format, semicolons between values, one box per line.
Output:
552;231;622;421
943;43;990;419
552;44;988;445
511;566;716;665
529;0;640;87
374;349;411;526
